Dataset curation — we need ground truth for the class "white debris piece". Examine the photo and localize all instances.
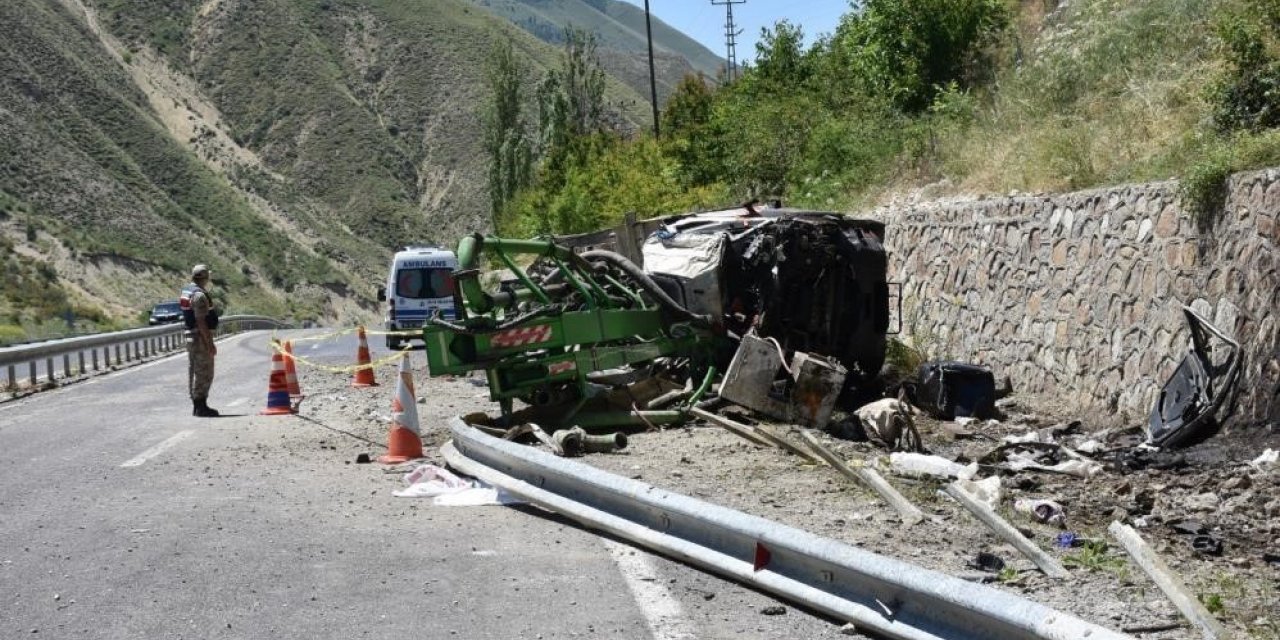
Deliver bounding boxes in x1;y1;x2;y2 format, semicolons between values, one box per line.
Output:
1014;498;1066;527
394;463;522;505
1004;451;1103;478
1250;448;1277;472
955;476;1004;509
889;452;978;480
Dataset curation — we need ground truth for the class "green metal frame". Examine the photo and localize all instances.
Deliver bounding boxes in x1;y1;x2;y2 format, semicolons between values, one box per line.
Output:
423;235;717;430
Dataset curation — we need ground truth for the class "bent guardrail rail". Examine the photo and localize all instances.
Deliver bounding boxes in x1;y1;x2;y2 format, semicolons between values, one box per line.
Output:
442;417;1131;640
0;315;290;390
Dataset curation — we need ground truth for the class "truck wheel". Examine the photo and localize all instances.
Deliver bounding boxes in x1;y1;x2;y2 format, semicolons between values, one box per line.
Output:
387;337;401;351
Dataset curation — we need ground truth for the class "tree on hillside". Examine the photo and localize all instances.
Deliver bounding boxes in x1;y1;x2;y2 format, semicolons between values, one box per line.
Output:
521;27;613;234
752;21;811;90
828;0;1009;113
661;73;724;186
537;28;607;161
482;41;533;231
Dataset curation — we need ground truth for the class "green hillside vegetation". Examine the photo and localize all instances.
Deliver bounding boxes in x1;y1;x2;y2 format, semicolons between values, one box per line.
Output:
502;0;1280;236
0;0;665;340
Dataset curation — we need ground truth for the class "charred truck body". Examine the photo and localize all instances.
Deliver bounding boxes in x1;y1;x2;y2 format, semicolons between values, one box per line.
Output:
639;206;891;389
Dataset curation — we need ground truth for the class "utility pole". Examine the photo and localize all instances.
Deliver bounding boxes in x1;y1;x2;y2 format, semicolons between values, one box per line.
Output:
711;0;746;82
643;0;660;138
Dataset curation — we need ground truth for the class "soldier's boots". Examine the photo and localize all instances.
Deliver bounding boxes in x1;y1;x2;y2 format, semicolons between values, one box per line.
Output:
192;398;220;418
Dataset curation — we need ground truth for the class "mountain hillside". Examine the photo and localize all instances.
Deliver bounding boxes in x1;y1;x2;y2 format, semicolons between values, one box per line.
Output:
468;0;725;101
0;0;669;339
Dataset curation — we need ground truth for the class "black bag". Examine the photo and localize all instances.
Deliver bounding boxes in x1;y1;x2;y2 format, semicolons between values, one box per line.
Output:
916;361;996;420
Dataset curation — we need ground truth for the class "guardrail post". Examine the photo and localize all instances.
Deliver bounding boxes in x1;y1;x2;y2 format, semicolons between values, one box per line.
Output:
62;353;71;378
45;358;54;383
28;361;36;386
78;351;85;376
114;344;121;365
92;349;99;371
6;364;14;390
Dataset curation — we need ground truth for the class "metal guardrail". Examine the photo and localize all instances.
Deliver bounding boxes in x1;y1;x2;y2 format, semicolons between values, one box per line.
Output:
0;315;289;390
442;418;1131;640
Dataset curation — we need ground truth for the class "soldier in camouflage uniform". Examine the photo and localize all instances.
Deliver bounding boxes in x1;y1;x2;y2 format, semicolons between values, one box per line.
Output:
182;265;219;417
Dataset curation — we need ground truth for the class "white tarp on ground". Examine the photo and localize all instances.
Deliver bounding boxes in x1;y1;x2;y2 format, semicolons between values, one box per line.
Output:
393;463;522;505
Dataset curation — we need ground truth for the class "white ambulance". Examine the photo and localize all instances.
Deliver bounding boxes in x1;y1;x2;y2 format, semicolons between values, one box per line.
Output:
377;246;458;350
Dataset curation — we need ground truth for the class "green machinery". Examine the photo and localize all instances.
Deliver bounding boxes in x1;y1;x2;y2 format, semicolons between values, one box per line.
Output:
422;234;722;430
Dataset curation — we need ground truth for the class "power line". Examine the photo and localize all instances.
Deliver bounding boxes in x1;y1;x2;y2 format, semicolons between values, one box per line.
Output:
710;0;746;82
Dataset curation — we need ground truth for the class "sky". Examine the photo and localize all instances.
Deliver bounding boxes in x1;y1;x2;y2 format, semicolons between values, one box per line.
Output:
619;0;853;65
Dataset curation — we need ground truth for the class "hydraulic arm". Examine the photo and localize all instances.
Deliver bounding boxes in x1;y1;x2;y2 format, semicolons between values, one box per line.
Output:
423;234;721;430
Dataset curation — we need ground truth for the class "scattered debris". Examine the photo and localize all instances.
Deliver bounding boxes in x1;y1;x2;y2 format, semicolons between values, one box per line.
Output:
355;453;371;464
1108;521;1230;640
720;332;847;430
967;551;1006;573
916;361;997;420
1250;448;1277;472
853;398;923;452
1146;307;1242;449
888;452;977;480
1054;532;1079;549
944;482;1070;579
954;476;1003;510
760;605;787;616
551;427;628;457
1014;498;1067;527
796;429;926;526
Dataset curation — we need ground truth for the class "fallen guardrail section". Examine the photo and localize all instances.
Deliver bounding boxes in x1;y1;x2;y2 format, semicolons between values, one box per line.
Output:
442;417;1131;640
0;315;289;390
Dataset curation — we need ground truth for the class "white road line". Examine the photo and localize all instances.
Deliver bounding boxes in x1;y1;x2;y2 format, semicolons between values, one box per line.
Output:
120;430;194;468
603;539;697;640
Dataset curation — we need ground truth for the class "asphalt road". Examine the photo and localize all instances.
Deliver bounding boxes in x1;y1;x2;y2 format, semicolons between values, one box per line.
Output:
0;330;851;640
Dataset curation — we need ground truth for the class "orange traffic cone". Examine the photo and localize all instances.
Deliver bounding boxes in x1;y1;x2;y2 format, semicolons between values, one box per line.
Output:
352;325;378;387
282;340;302;397
378;355;424;464
260;349;294;416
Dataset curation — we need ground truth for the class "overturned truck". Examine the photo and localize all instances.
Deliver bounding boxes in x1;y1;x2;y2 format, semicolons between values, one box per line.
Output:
638;206;892;388
421;205;893;431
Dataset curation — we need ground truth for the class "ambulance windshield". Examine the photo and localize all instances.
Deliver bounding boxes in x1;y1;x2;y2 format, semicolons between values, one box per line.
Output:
396;268;455;299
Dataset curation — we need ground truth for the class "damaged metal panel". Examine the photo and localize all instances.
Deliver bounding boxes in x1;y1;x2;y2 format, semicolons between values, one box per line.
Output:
720;333;847;429
1147;307;1243;448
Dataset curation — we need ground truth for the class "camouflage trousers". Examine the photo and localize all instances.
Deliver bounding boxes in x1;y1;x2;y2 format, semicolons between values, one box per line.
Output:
187;341;215;400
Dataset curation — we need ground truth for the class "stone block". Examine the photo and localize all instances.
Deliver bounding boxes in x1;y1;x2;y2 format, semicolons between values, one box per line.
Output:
1154;205;1180;238
1163;241;1183;267
1137;218;1154;242
1181;244;1198;268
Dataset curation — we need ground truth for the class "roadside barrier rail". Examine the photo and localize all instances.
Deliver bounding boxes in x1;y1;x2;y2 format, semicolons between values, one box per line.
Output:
442;417;1131;640
0;315;289;390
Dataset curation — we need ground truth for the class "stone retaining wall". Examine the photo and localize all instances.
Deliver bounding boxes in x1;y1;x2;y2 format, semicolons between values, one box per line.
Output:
884;168;1279;428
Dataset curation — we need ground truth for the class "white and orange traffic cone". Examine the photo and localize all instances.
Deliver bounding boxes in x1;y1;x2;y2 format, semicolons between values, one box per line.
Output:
261;349;294;416
378;355;423;464
282;339;302;397
352;325;378;387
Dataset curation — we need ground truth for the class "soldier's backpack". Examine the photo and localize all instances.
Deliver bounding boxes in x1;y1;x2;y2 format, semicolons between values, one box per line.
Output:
179;283;219;330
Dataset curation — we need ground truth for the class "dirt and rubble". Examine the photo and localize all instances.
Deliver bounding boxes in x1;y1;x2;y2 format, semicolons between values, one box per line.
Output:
290;354;1279;640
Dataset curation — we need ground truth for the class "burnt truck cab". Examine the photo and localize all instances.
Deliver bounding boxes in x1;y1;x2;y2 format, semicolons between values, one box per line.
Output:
641;205;892;386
